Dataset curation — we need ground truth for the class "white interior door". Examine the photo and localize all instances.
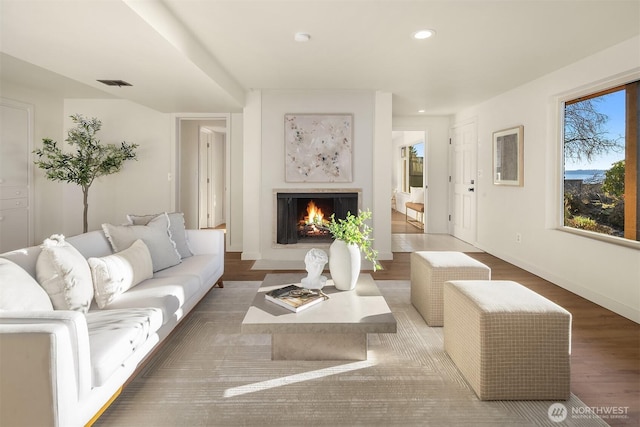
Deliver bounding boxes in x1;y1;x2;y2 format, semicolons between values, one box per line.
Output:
198;127;226;229
212;132;225;227
0;99;33;251
450;122;477;244
198;129;212;228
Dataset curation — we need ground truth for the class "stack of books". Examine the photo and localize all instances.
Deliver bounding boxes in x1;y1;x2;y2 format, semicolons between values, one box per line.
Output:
265;284;329;312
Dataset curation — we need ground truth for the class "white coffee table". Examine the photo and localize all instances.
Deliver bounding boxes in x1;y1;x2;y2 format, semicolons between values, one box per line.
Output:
241;273;397;360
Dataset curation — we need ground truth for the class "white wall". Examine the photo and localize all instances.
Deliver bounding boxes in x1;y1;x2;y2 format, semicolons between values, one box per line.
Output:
373;91;393;261
2;82;174;242
242;89;392;263
454;36;640;322
2;79;237;256
227;112;243;252
179;120;199;228
242;90;262;260
392;116;452;233
63;99;172;235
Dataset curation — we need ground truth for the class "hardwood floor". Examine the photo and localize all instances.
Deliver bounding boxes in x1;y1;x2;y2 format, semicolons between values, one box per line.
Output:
221;250;639;426
391;208;424;234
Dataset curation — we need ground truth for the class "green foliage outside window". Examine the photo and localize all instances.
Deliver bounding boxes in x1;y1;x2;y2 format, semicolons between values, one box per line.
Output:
602;160;625;197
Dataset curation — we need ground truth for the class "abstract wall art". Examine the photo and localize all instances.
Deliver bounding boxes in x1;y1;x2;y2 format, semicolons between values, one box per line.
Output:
284;113;353;182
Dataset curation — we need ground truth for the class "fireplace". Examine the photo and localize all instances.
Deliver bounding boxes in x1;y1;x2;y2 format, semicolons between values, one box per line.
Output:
276;191;359;245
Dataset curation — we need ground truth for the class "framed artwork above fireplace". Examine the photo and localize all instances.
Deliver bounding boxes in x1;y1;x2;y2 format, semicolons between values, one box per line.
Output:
284;113;353;182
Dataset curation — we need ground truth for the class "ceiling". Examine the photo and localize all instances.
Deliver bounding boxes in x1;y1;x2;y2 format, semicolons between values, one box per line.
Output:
1;0;639;116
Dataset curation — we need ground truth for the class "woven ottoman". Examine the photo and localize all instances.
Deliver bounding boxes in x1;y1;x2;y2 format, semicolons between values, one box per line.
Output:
444;280;571;401
410;251;490;326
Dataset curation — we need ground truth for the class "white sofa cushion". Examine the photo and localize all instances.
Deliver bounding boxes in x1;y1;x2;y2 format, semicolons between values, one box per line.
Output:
102;213;181;272
0;258;53;311
86;308;163;386
98;275;201;325
88;239;154;309
154;254;222;290
127;212;193;259
36;235;94;313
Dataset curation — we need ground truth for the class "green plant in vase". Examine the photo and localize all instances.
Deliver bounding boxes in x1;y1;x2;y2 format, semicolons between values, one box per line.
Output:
328;209;381;272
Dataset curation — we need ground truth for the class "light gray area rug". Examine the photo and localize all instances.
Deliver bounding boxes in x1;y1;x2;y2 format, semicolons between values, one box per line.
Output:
95;281;607;427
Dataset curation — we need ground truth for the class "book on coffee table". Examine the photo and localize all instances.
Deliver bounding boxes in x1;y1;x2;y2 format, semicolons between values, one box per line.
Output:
265;284;328;312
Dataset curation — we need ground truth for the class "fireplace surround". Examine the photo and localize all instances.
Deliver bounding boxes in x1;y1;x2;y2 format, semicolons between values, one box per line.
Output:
275;189;360;245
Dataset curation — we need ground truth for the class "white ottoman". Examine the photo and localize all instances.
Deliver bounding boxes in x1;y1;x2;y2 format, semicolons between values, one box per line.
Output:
410;251;490;326
444;280;572;401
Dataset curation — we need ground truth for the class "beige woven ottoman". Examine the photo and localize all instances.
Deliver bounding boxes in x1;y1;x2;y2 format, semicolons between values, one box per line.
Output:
444;280;571;401
410;251;490;326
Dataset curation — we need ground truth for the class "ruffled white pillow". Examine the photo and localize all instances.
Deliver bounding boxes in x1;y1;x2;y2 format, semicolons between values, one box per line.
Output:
88;239;153;309
36;234;93;313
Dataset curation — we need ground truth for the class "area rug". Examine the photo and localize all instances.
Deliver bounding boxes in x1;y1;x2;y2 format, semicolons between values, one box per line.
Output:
95;281;607;427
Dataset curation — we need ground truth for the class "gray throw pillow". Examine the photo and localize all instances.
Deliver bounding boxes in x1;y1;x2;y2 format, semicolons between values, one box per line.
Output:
126;212;193;259
102;213;181;272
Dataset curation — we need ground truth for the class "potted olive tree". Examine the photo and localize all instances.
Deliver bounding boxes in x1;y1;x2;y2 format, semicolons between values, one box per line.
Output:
327;209;380;290
33;114;138;233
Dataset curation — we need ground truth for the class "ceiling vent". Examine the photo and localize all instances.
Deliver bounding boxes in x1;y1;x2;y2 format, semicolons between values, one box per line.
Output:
97;79;132;87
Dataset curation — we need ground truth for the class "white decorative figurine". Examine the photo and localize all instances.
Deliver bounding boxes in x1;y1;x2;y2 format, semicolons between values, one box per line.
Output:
301;248;328;290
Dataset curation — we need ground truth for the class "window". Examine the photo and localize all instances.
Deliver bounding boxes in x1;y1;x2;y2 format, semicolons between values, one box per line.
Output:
402;141;424;193
562;80;639;243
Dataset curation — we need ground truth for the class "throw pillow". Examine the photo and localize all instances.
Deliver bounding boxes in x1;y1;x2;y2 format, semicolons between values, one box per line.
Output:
35;234;94;313
0;258;54;311
102;213;181;272
88;239;153;309
409;186;424;203
126;212;193;258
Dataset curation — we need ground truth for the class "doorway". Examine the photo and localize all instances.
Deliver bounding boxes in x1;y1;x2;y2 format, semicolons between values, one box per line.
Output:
392;130;426;234
177;116;228;230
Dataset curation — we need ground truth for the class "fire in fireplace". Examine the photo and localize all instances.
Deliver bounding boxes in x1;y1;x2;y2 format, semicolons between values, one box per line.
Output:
298;200;332;240
276;192;358;245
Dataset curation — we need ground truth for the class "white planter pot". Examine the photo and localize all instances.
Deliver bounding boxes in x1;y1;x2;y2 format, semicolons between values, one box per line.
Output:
329;239;361;291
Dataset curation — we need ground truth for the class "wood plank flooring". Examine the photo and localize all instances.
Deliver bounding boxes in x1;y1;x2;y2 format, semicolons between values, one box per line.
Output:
221;250;639;426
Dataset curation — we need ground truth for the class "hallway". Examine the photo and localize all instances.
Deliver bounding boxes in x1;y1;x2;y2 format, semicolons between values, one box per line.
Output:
391;209;480;253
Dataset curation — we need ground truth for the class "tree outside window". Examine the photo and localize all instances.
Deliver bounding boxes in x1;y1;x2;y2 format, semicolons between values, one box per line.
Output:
563;81;639;242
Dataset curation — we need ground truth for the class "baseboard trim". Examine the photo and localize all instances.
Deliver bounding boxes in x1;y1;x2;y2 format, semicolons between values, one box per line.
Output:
478;244;640;324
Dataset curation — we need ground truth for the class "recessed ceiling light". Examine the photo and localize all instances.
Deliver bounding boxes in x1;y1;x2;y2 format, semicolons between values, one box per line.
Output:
418;109;426;113
413;29;435;40
294;32;311;42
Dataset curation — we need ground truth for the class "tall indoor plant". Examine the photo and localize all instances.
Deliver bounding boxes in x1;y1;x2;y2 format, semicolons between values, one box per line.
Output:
328;209;380;290
33;114;138;233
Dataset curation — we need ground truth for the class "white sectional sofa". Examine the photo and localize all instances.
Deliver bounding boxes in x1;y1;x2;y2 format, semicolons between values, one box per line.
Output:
0;218;224;427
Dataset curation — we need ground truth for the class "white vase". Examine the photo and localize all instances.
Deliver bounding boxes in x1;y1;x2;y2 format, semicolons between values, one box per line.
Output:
329;239;361;291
